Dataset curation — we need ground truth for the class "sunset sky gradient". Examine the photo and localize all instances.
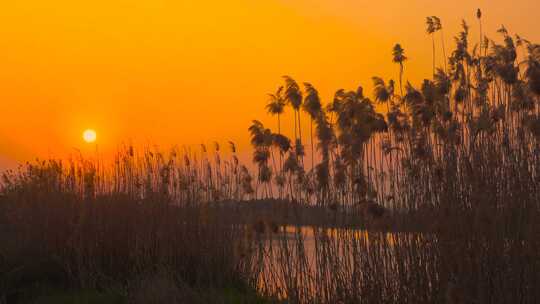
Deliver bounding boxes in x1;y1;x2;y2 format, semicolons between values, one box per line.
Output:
1;0;539;169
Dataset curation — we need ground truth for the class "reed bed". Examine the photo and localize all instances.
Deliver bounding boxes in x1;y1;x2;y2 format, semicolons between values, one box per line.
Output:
248;12;540;304
2;11;540;303
0;148;264;303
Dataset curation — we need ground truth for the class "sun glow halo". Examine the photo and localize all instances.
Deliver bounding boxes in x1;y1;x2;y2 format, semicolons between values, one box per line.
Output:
83;129;97;143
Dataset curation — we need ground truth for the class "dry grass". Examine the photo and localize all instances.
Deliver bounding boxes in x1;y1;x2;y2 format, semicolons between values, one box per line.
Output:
0;150;262;303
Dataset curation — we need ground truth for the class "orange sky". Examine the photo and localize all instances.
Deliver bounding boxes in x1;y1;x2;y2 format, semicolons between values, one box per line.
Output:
1;0;539;169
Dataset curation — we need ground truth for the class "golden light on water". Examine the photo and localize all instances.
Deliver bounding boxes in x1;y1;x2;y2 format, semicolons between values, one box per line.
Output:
83;129;97;143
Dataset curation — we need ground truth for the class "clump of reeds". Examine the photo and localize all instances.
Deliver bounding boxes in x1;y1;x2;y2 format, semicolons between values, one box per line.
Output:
250;10;540;304
0;146;263;302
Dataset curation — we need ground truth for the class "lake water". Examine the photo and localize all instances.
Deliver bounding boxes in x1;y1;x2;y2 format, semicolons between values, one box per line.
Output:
254;226;432;302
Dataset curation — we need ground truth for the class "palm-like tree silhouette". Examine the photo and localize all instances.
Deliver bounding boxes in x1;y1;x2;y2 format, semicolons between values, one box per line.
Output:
525;44;540;96
432;16;446;72
372;77;393;112
248;120;274;197
271;132;292;198
266;86;286;135
326;89;345;123
249;120;272;149
392;44;408;97
302;83;322;170
477;9;483;50
334;88;387;201
283;76;303;142
427;16;444;76
271;133;292;155
427;17;437;76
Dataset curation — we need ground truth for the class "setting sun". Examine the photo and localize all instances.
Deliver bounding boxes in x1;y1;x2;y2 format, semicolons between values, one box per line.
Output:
82;129;97;143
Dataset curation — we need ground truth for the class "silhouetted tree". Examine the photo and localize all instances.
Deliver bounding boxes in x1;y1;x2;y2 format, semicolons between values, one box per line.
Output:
283;76;303;142
302;83;322;170
427;17;437;76
266;86;286;135
393;44;408;97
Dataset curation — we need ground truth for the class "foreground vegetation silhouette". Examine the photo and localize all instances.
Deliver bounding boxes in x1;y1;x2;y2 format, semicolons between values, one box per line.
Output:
1;10;540;304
